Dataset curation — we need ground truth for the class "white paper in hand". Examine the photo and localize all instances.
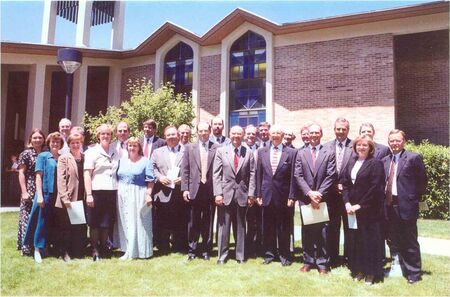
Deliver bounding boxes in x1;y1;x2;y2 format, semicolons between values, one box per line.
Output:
67;200;86;225
167;167;180;189
300;202;329;225
347;213;358;229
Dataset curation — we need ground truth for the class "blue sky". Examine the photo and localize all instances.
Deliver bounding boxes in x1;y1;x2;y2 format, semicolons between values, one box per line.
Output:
1;0;436;50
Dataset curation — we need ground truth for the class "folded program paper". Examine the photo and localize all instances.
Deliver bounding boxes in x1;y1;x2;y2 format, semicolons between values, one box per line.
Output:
300;202;329;225
67;200;86;225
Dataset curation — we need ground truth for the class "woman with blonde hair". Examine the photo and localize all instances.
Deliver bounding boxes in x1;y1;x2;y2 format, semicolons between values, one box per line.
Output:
23;132;64;263
116;137;155;259
84;124;119;261
17;128;45;256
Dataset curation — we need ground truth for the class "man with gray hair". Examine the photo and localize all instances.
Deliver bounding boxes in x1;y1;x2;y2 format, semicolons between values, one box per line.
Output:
283;129;296;149
59;118;72;154
213;125;256;264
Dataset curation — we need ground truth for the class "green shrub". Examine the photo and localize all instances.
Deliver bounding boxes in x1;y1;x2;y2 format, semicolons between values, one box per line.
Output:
406;140;450;220
83;80;195;143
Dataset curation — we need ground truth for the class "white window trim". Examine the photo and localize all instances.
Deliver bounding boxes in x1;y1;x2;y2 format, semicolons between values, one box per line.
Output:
155;34;200;119
220;22;274;132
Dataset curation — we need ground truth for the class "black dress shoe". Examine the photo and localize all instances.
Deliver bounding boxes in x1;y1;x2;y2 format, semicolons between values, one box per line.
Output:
202;254;210;261
187;255;196;261
282;261;292;267
262;259;273;265
408;277;421;284
217;260;226;265
237;260;245;264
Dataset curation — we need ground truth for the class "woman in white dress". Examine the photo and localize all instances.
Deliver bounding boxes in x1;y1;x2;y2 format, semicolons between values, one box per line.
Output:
116;137;155;259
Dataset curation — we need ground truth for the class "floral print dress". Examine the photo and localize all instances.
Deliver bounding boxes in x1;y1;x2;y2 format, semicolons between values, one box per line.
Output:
17;148;38;255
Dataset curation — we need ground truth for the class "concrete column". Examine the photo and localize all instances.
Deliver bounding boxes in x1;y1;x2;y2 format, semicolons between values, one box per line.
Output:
111;1;125;50
108;65;122;106
76;0;93;48
72;64;88;125
41;1;57;44
25;63;46;143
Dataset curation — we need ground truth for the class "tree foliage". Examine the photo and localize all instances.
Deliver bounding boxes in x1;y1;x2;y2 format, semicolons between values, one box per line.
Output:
83;79;195;142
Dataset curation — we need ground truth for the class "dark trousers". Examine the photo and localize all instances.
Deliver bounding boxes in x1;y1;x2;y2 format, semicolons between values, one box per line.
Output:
187;185;213;257
246;203;262;258
387;205;422;281
327;198;349;265
155;197;186;253
302;222;329;270
55;206;87;258
217;199;247;262
347;222;384;278
262;202;292;264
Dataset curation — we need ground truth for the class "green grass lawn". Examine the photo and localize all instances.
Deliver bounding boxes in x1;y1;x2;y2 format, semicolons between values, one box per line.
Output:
293;210;450;239
2;212;450;296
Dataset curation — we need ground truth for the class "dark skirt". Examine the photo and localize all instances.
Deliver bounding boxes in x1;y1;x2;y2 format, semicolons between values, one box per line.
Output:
55;206;87;258
347;221;384;278
86;190;117;229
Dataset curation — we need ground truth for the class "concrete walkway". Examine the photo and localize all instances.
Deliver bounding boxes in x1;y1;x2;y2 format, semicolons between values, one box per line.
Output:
2;207;449;257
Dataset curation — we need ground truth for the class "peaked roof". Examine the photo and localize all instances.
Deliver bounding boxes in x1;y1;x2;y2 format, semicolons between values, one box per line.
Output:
1;1;448;59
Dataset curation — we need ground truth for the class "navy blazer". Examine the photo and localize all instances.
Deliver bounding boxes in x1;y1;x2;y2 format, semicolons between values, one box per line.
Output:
294;144;337;205
342;156;386;224
382;150;427;220
255;145;297;207
374;143;390;160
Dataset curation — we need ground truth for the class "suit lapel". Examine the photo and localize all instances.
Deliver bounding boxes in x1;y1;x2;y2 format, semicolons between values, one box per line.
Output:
236;146;247;174
225;146;236;174
313;145;326;175
193;142;201;170
396;151;407;178
207;141;215;171
304;148;315;176
274;146;289;176
68;154;78;179
340;139;353;172
355;158;371;180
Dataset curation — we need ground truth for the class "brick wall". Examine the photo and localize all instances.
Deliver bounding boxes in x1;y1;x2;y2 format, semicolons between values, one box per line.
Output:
121;64;155;102
394;30;449;145
273;34;395;145
199;55;221;122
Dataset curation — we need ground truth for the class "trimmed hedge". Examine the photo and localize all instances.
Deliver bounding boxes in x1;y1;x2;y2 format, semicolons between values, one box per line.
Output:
406;140;449;220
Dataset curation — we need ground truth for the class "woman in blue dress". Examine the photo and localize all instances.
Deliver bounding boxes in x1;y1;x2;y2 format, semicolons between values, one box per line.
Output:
116;137;155;259
23;132;63;263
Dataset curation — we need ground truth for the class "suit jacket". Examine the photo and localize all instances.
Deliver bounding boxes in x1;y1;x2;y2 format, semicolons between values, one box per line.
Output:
210;135;231;146
382;150;427;220
56;153;83;208
255;145;297;207
374;143;390;160
151;145;183;203
341;156;385;224
140;136;167;158
181;141;219;200
294;144;337;206
324;138;354;180
213;145;256;207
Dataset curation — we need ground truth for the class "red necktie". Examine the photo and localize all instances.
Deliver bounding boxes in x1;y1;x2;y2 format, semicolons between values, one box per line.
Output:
311;146;317;170
234;148;239;171
144;138;149;158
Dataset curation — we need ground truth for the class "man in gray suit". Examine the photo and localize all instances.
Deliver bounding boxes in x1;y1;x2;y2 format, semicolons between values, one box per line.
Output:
151;126;185;254
181;122;219;261
213;125;256;264
325;117;354;267
294;123;337;274
141;119;166;159
210;117;231;145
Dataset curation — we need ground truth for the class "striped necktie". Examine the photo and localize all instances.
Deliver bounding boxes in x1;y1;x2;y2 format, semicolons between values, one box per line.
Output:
271;146;279;175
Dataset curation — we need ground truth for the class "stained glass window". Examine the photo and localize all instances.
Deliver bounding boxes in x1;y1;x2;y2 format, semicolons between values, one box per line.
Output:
164;42;193;96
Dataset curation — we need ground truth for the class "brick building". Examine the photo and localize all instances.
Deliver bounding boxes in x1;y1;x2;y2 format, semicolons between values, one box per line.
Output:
1;1;448;168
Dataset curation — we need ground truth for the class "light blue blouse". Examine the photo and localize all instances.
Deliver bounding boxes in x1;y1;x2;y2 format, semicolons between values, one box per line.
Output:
35;151;58;194
117;157;155;186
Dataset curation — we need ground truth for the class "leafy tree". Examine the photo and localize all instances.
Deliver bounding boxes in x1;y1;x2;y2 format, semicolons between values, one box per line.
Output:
83;80;195;143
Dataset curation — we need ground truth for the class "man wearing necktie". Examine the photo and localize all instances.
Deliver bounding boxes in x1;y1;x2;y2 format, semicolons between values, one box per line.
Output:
294;123;337;274
255;125;297;266
181;122;219;261
151;126;185;254
324;117;354;267
209;117;231;146
213;125;256;264
258;121;271;148
112;121;130;158
382;129;427;284
140;119;166;159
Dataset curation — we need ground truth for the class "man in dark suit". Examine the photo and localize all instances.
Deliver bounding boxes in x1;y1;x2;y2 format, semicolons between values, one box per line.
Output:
140;119;167;159
283;128;297;149
325;117;353;267
151;126;185;254
181;122;219;261
255;125;297;266
300;125;310;150
213;125;256;264
383;129;427;284
210;117;231;145
258;121;271;148
294;123;337;274
244;124;261;258
359;123;390;160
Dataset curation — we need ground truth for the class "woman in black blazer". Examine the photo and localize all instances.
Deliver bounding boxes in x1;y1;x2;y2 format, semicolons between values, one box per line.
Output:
342;135;386;285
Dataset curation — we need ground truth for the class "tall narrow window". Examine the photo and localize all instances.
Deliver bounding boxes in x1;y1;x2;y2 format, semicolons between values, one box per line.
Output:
164;42;193;96
229;31;266;127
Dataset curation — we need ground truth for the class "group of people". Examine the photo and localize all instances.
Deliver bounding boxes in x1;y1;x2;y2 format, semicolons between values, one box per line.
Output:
15;116;427;286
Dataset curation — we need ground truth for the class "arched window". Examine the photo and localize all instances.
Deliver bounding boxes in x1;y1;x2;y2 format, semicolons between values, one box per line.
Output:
229;31;266;127
164;42;193;96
